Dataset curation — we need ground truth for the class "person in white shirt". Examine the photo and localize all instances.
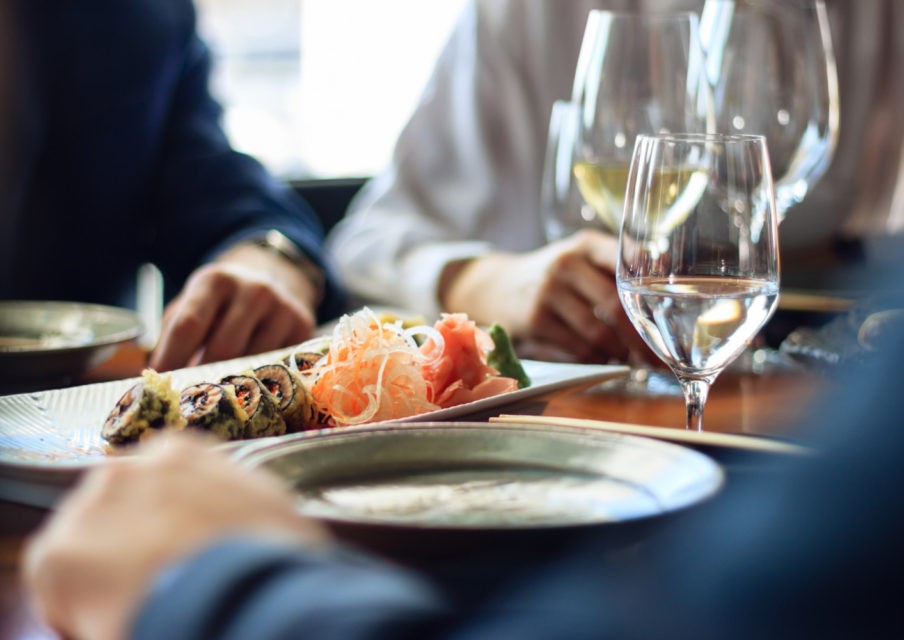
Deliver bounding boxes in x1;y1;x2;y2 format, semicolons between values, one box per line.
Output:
326;0;904;364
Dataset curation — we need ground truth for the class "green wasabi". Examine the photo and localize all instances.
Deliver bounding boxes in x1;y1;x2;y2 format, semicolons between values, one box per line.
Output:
487;323;531;389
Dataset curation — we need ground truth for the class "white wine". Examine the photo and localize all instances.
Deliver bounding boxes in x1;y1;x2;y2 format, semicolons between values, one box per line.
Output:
573;162;708;234
572;163;630;232
618;276;778;377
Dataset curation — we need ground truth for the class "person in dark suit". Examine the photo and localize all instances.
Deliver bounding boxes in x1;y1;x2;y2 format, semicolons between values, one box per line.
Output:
22;298;904;638
0;0;344;371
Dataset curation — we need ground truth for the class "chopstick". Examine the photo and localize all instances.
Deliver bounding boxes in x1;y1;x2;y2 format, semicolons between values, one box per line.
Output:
491;414;813;456
777;290;854;313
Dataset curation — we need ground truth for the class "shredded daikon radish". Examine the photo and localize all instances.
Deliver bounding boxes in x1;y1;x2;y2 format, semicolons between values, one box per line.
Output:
310;308;441;426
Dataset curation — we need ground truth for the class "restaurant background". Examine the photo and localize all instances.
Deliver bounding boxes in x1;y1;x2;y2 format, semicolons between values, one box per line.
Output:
195;0;468;180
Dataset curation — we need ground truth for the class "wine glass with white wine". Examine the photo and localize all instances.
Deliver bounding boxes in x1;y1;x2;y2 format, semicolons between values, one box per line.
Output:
617;133;780;431
567;10;713;392
570;10;713;235
540;100;605;242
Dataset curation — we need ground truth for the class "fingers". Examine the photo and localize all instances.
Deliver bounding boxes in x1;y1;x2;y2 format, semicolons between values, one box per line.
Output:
540;252;626;361
571;228;620;272
201;281;314;365
23;458;137;640
149;266;229;370
246;308;310;357
532;232;657;364
22;536;77;638
149;264;316;370
199;280;275;364
570;232;661;365
536;285;628;363
24;433;333;640
136;435;331;548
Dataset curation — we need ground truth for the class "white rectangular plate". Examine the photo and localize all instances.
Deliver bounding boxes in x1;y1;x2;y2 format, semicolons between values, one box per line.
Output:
0;351;627;502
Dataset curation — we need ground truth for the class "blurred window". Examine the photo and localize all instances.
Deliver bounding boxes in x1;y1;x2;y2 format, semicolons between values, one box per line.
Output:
196;0;466;179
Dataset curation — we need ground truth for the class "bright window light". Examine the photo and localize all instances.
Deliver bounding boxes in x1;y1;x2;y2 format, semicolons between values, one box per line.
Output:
196;0;467;179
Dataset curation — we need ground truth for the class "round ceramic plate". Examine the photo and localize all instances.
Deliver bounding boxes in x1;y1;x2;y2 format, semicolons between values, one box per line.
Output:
0;300;143;387
235;421;724;530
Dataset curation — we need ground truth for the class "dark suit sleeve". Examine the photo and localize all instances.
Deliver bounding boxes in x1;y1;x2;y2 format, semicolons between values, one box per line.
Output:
132;539;450;640
146;28;345;319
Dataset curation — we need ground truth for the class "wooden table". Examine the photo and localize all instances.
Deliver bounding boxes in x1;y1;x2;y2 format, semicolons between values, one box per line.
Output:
0;344;826;639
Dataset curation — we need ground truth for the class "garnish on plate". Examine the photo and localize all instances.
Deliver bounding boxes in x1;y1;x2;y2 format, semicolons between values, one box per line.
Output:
102;308;528;445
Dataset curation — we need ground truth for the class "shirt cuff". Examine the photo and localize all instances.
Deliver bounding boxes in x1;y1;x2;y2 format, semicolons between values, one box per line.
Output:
399;240;494;320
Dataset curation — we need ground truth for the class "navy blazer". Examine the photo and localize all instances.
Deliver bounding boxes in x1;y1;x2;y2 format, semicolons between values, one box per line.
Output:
0;0;343;319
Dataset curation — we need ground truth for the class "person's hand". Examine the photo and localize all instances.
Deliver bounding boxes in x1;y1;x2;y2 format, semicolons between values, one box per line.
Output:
442;229;656;365
23;434;332;640
149;243;320;371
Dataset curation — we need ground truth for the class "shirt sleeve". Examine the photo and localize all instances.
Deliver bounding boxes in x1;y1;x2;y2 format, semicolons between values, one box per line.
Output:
147;29;346;320
325;0;554;320
132;539;450;640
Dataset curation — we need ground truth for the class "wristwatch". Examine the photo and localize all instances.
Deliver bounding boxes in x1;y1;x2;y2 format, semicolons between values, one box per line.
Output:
252;229;325;303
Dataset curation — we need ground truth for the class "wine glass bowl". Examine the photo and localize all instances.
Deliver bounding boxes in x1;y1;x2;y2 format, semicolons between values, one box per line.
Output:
617;133;780;430
571;10;713;234
699;0;839;222
540;100;604;242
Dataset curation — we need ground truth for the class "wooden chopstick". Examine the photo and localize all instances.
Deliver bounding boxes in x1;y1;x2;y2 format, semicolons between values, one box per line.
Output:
490;414;813;456
777;290;854;313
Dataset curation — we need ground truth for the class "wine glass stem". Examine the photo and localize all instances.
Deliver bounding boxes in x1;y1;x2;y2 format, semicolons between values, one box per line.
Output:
678;376;712;432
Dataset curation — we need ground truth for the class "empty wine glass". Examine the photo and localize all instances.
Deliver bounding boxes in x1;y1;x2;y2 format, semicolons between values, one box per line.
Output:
617;133;780;431
699;0;840;221
570;10;713;234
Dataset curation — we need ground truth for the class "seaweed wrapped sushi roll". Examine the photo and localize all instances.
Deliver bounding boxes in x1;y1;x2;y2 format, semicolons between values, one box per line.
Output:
102;369;185;445
179;382;247;441
253;363;318;432
283;350;324;373
221;374;286;439
282;336;329;372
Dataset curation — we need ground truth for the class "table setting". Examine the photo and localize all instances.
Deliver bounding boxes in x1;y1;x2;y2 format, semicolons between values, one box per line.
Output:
1;1;873;637
0;302;829;639
0;288;828;635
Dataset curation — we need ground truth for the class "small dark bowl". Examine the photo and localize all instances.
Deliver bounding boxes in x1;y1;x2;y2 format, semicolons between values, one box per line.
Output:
0;301;143;392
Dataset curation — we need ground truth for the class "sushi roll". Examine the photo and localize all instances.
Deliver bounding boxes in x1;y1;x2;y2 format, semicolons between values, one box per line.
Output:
282;336;330;372
179;382;247;441
283;350;324;373
221;374;286;439
253;363;318;432
102;369;185;445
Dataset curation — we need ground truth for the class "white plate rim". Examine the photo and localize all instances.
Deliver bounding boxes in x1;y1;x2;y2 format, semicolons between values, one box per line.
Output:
0;358;629;477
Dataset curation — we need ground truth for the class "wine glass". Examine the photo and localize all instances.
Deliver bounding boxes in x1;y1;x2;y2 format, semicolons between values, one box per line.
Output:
616;133;780;431
570;10;713;234
540;100;605;242
699;0;839;222
566;11;712;394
